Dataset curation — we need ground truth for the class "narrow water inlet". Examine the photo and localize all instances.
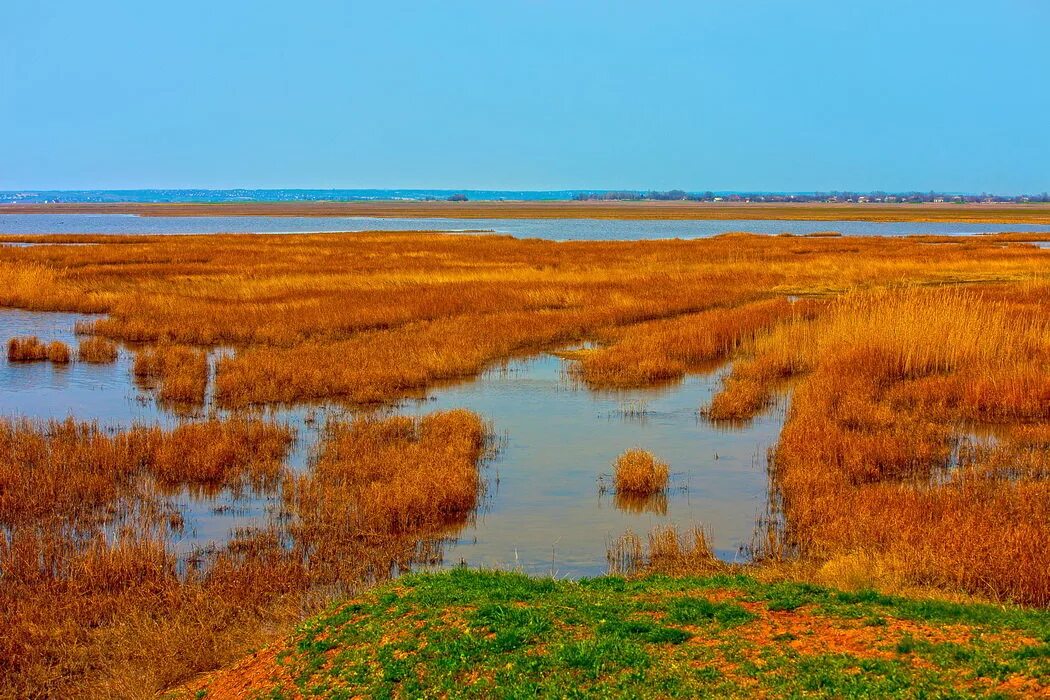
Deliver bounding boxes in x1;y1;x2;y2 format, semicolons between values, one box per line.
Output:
0;308;785;577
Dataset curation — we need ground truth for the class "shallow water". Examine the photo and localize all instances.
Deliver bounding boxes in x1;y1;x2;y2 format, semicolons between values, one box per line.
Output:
3;213;1050;240
1;309;782;577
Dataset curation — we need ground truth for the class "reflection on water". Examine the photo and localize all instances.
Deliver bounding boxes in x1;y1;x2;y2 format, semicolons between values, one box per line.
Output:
4;213;1050;240
1;308;784;577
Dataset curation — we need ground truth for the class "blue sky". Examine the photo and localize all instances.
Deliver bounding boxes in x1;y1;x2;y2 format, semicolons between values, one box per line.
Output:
2;1;1048;192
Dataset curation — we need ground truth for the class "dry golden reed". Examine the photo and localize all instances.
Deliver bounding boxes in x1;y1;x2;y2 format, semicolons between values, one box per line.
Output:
6;336;71;364
134;344;209;406
711;288;1050;605
0;410;486;698
613;448;670;496
7;336;48;362
78;335;118;363
1;230;1046;408
46;340;71;363
608;525;723;576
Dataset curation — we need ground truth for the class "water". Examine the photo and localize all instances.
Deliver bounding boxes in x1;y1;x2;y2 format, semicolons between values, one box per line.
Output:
1;309;782;577
4;213;1050;240
0;189;596;204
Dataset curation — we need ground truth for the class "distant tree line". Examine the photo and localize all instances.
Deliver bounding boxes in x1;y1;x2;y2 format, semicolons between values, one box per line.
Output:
573;190;1050;204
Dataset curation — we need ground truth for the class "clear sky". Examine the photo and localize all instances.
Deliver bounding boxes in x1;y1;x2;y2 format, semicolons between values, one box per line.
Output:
2;1;1048;192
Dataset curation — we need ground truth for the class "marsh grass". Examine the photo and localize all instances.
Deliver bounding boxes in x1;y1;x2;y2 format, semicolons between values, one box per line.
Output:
608;526;724;577
6;336;48;362
613;448;670;496
711;288;1050;605
3;231;1050;691
134;344;208;407
78;335;118;363
0;410;489;698
2;230;1044;408
46;340;71;363
6;336;71;364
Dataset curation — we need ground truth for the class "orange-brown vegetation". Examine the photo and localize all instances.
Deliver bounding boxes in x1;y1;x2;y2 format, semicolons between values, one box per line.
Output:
134;344;209;406
710;288;1050;605
2;230;1050;690
77;335;118;363
608;525;723;576
284;409;488;584
3;230;1048;407
571;298;821;387
0;417;292;530
0;417;296;696
0;411;485;698
46;340;71;363
5;336;71;364
613;448;670;496
6;335;48;362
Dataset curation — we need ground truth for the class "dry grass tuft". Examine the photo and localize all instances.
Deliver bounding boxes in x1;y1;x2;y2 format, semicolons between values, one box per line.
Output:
46;340;71;363
78;336;119;363
613;448;670;496
7;336;49;362
134;345;209;406
6;337;71;364
608;525;724;576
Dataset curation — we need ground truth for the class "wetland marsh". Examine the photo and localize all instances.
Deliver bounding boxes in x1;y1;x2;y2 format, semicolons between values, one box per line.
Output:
2;227;1049;696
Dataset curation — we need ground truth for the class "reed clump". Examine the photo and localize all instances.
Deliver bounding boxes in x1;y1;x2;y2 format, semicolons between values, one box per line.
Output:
613;448;670;496
78;336;118;363
46;340;71;363
608;525;724;576
6;336;72;364
287;410;487;539
7;336;49;362
134;344;208;406
149;419;294;491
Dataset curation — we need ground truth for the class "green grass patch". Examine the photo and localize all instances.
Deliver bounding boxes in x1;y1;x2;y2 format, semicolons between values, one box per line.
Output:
207;570;1049;699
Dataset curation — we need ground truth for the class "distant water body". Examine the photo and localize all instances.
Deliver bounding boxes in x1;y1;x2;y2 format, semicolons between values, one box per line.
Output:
2;214;1050;241
0;189;589;204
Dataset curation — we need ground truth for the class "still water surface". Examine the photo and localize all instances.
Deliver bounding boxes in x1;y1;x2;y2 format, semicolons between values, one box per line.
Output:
1;309;782;577
3;213;1050;240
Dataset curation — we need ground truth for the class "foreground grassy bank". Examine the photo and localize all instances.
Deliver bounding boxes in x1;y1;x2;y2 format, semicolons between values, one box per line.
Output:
183;570;1050;699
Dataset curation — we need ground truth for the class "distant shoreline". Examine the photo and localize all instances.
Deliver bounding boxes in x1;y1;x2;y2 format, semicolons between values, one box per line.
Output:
4;200;1050;224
